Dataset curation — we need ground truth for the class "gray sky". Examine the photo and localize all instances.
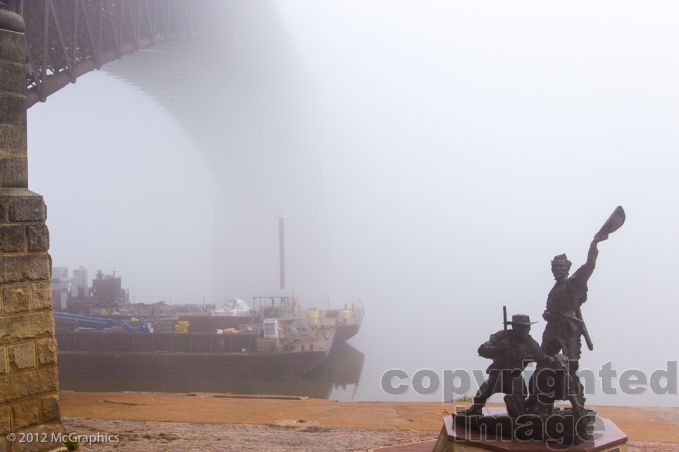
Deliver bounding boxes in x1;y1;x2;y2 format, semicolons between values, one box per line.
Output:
29;74;217;303
272;1;679;404
29;1;678;405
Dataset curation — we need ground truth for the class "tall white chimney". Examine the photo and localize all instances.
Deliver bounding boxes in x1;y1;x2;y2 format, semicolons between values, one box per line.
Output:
279;212;285;290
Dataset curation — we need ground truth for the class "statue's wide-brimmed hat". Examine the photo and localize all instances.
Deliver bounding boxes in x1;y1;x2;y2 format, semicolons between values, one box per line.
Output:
508;314;538;326
598;206;626;236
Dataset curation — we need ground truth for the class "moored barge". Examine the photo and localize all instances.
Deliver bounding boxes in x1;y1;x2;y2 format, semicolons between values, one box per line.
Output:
52;269;363;378
56;327;335;378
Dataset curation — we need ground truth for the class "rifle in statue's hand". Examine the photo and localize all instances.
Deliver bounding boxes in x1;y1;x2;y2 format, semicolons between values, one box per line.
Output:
499;306;512;360
503;306;508;331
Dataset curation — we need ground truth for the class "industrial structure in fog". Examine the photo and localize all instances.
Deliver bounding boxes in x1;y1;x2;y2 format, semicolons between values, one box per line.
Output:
51;265;128;311
51;266;71;310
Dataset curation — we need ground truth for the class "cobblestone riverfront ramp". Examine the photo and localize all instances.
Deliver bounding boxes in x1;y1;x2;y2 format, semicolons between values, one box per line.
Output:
55;392;679;451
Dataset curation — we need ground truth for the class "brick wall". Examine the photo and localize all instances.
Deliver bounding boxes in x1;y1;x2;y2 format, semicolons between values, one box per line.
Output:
0;9;63;452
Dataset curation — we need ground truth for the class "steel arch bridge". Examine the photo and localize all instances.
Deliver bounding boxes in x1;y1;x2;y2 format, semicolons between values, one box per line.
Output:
3;0;224;108
2;0;315;297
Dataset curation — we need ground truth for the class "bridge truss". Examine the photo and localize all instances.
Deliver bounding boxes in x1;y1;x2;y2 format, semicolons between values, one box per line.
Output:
3;0;220;108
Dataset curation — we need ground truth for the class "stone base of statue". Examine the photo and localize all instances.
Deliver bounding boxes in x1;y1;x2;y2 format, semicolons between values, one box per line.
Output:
454;407;597;444
433;408;628;452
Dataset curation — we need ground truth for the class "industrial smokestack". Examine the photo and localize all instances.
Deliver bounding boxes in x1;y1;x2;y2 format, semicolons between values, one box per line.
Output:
279;212;285;289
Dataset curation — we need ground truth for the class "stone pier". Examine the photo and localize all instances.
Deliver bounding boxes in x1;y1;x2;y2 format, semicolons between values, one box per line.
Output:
0;8;63;452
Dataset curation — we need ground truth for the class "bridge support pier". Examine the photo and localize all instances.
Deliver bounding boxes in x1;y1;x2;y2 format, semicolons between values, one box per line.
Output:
0;9;64;452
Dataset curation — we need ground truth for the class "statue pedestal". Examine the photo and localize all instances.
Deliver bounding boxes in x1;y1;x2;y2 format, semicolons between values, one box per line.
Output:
433;409;628;452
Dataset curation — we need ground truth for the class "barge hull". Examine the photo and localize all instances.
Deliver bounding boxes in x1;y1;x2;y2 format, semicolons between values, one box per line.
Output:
57;350;328;378
56;331;333;378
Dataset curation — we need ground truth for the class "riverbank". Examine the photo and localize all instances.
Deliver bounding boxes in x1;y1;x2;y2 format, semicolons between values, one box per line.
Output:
59;391;679;451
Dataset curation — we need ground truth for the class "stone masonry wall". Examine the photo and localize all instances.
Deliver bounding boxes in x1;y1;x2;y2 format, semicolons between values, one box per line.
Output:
0;10;64;452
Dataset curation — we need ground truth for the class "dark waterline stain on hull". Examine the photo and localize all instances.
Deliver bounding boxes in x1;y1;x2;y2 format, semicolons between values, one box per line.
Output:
59;342;365;400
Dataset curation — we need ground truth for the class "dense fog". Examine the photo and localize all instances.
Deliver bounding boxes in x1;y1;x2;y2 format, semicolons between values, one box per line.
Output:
28;1;678;405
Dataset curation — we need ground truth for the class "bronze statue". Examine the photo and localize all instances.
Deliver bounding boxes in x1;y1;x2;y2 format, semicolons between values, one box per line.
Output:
540;206;626;405
526;353;587;418
453;207;626;444
466;313;545;417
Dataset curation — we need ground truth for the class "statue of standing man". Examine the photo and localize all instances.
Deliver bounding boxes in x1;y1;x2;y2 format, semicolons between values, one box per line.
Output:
540;206;626;405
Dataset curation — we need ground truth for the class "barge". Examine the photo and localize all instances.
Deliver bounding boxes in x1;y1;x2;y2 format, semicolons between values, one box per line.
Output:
55;324;335;378
58;341;365;399
57;290;365;345
52;270;363;379
92;303;365;344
